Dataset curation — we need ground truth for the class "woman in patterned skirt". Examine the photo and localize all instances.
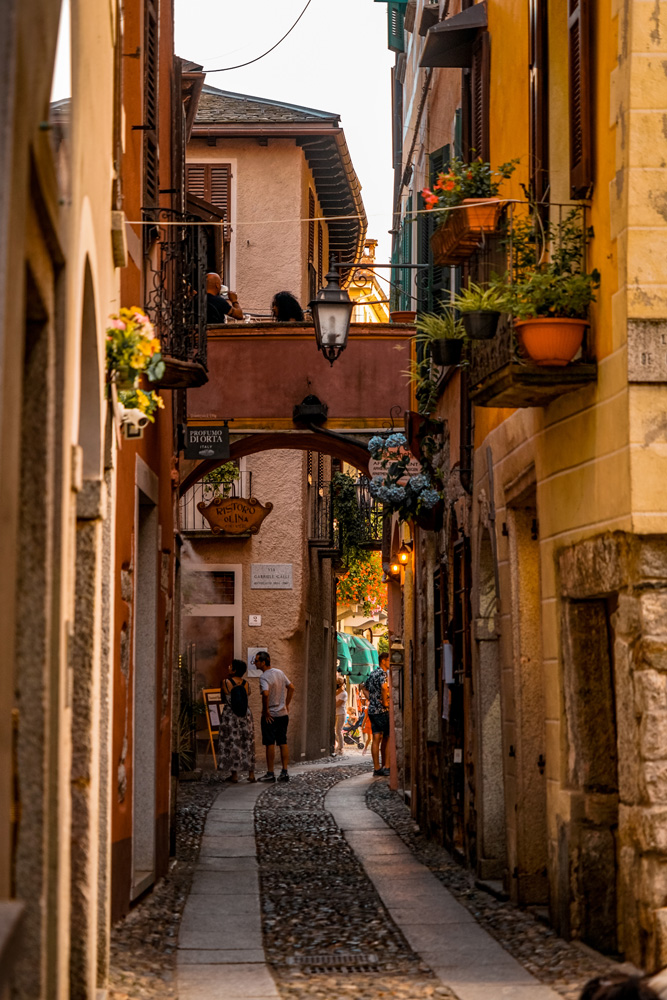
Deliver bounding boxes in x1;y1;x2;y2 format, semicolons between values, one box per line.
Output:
218;658;256;782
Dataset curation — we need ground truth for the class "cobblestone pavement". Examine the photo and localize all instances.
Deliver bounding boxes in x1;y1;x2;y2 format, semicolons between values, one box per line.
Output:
255;764;456;1000
366;782;620;1000
108;777;221;1000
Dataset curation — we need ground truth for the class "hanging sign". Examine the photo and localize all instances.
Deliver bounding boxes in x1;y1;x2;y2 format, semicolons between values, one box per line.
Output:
197;496;273;535
184;424;230;460
369;446;421;485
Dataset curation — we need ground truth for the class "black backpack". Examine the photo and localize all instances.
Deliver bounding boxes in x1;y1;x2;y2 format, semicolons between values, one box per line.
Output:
228;679;248;718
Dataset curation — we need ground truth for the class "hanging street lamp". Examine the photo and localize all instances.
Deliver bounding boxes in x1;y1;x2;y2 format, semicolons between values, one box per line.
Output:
309;261;354;366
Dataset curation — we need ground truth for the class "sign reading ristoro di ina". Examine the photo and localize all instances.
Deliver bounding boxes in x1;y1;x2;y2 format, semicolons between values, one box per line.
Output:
184;424;230;460
197;496;273;535
250;563;293;590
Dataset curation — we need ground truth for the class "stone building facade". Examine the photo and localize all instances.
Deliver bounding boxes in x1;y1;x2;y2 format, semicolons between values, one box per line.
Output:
384;0;667;973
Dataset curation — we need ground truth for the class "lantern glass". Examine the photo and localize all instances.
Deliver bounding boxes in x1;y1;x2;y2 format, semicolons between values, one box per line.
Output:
309;265;354;364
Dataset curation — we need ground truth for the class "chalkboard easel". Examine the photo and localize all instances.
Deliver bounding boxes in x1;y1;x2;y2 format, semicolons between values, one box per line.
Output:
202;687;224;768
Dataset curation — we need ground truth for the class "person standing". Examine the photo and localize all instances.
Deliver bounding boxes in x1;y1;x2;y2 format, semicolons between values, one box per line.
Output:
218;658;255;783
256;651;294;783
363;652;390;776
334;673;347;754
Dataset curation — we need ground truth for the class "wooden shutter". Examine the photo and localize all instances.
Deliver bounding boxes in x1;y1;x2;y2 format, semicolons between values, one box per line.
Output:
186;164;232;238
426;147;451;313
400;195;413;310
568;0;593;198
470;32;490;161
143;0;159;207
308;190;315;263
530;0;550;204
317;221;323;285
388;2;405;52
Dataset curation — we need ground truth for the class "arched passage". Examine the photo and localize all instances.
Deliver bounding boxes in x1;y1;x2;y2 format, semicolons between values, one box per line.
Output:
180;430;371;496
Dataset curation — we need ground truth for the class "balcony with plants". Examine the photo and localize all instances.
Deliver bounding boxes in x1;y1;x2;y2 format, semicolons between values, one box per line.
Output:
179;462;253;535
417;192;599;408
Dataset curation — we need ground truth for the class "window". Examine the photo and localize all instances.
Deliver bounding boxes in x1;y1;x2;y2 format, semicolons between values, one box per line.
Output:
143;0;159;208
388;2;405;52
183;570;236;605
186;163;232;236
417;146;452;315
470;32;490;160
568;0;594;198
530;0;549;205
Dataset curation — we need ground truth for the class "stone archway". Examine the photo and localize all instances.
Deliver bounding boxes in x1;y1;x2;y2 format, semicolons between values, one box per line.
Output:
180;429;371;496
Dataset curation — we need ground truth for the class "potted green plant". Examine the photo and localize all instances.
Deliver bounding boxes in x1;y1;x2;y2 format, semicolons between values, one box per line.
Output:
454;280;509;340
506;210;600;365
415;308;467;367
422;154;518;266
106;307;166;421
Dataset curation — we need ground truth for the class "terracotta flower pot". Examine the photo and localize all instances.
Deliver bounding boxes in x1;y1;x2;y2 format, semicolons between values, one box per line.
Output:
430;198;503;266
390;310;417;324
515;317;588;366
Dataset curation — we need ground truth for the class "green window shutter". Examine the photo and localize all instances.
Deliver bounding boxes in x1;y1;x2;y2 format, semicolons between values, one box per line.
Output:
454;108;463;159
427;147;452;313
388;2;405;52
400;195;412;311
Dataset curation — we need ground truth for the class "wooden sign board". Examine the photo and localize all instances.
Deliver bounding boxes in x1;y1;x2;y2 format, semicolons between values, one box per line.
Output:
202;687;224;767
184;424;230;460
197;496;273;535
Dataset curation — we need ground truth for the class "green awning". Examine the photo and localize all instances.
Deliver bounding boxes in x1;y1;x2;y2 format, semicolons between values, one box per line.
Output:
336;632;353;675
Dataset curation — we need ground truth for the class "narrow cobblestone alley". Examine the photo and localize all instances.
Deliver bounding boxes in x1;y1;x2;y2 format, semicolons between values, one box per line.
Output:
133;759;623;1000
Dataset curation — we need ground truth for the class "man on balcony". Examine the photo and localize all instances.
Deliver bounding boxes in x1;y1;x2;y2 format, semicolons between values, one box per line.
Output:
206;272;243;323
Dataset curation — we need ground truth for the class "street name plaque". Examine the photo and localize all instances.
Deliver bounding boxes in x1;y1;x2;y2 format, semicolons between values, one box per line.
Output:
250;564;293;589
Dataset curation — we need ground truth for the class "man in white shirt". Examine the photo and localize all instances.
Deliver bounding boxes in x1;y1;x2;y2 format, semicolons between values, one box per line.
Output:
256;651;295;783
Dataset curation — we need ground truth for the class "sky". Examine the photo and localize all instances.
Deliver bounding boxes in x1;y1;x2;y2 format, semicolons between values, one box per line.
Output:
50;0;396;273
174;0;396;269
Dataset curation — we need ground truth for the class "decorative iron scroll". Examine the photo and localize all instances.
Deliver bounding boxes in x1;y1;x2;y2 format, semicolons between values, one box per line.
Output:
143;207;208;369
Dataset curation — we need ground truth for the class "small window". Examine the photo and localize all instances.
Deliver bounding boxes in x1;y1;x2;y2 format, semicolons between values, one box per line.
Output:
183;571;235;605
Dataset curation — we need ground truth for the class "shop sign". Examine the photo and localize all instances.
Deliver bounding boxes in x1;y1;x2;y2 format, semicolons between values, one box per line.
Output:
368;446;421;485
250;563;293;589
184;424;230;460
197;496;273;535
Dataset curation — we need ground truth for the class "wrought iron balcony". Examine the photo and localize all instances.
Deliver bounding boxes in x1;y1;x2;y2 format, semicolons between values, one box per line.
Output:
144;207;208;388
179;473;253;534
309;479;383;552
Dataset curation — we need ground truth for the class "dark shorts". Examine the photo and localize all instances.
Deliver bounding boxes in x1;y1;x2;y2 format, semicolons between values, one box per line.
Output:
261;714;289;746
369;711;390;737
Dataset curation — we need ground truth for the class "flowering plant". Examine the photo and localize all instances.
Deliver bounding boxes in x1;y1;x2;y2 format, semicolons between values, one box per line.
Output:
367;432;443;522
114;386;164;422
106;307;165;419
421;154;518;211
336;551;386;617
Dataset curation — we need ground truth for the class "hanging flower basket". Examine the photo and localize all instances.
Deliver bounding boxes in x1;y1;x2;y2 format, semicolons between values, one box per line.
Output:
515;317;588;366
462;310;501;340
430;199;504;266
430;337;463;366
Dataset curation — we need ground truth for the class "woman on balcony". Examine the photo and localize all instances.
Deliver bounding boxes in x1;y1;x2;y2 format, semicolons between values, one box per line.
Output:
218;658;256;783
271;290;304;322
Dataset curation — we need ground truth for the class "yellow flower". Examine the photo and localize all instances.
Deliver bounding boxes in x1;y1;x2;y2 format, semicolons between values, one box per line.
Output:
156;394;164;409
130;350;147;369
137;340;154;356
149;337;161;352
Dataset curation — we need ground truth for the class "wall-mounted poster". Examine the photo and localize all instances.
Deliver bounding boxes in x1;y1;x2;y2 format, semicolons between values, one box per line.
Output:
248;647;268;678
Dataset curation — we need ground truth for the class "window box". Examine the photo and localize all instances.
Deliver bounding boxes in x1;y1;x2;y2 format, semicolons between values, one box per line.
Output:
430;199;503;266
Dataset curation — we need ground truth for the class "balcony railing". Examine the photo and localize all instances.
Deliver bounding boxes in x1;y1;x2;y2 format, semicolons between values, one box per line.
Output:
144;208;208;385
180;473;253;533
309;479;383;551
463;203;597;407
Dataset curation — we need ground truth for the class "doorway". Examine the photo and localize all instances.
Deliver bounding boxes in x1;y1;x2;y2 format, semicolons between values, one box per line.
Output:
132;489;159;898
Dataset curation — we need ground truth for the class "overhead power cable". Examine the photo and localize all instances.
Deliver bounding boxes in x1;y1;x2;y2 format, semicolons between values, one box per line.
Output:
205;0;315;73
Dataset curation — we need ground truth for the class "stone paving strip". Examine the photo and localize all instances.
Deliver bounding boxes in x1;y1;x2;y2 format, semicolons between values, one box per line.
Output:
327;774;562;1000
177;782;280;1000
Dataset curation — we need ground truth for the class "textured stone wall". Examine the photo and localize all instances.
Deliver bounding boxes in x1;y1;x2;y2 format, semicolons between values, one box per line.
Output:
559;532;667;970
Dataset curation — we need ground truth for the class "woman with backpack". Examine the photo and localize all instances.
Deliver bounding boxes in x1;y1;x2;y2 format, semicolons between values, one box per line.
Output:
218;658;256;783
